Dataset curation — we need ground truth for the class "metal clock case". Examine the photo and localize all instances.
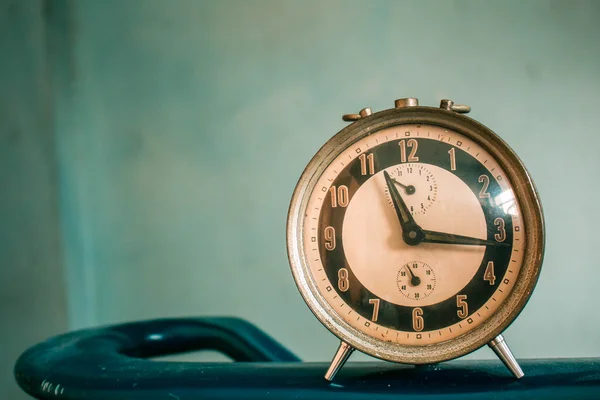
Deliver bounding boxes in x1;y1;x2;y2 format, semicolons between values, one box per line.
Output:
286;98;544;381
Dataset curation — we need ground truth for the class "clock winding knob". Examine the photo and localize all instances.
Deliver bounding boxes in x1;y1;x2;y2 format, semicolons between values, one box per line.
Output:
394;98;419;108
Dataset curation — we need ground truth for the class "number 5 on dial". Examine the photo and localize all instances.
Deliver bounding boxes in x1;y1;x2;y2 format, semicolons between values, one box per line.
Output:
456;295;468;319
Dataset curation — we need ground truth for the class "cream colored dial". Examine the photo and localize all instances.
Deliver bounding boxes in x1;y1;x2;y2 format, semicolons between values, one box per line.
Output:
301;124;525;346
344;162;486;308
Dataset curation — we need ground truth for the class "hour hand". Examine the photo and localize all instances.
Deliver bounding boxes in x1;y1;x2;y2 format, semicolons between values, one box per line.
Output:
383;171;416;227
420;229;510;247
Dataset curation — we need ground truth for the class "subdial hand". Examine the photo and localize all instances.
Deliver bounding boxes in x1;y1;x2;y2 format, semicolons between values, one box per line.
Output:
391;177;416;195
405;265;421;286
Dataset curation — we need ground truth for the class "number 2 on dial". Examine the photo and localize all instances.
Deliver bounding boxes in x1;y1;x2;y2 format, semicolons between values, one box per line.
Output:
478;174;491;198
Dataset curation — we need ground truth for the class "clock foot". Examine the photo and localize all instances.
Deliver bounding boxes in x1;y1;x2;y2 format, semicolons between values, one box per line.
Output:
324;341;354;381
488;334;524;379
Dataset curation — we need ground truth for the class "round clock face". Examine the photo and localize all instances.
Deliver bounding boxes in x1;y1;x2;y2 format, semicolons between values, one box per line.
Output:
300;123;527;346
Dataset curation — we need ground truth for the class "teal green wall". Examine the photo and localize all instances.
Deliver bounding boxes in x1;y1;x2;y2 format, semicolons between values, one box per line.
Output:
0;1;68;399
2;5;600;395
56;0;600;361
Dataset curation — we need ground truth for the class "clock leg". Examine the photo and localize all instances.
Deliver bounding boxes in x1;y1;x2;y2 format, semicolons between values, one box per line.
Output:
488;334;524;379
324;341;354;381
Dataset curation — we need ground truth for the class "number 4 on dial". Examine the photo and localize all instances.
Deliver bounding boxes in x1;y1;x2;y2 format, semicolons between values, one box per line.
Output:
484;261;496;285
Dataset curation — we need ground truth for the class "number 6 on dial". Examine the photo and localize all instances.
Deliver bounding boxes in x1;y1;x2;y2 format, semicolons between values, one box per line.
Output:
412;307;424;332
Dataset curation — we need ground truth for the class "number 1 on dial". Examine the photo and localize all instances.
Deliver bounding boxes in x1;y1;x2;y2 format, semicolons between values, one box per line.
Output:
448;147;457;171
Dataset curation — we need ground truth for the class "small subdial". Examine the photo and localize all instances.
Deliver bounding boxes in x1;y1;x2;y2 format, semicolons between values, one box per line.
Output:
396;261;436;300
384;164;437;215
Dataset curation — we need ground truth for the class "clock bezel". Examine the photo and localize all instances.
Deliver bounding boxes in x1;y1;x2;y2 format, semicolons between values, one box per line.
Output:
286;106;545;364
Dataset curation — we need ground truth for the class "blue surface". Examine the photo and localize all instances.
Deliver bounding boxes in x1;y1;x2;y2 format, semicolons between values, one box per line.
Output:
14;318;600;399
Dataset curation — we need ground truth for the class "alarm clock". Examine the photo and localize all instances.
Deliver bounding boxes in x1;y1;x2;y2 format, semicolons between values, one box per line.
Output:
286;98;544;380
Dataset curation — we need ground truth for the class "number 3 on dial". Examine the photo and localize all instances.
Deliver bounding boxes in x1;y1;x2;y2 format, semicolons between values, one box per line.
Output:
494;218;506;242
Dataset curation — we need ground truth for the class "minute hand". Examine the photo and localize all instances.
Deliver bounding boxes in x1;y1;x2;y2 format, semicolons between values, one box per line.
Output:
420;229;509;247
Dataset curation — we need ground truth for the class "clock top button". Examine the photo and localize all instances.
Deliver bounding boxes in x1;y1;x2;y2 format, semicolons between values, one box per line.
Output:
394;98;419;108
342;107;372;122
440;99;471;114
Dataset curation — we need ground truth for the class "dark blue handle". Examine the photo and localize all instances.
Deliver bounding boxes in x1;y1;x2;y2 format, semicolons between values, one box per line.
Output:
14;317;300;399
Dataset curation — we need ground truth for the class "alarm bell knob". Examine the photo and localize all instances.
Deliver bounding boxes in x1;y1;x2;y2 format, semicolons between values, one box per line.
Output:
440;99;471;114
394;98;419;108
342;107;373;122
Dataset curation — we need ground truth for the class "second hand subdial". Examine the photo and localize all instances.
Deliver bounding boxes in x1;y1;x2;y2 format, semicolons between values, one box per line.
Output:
397;261;436;300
